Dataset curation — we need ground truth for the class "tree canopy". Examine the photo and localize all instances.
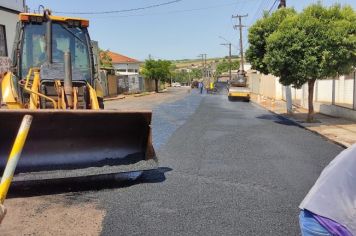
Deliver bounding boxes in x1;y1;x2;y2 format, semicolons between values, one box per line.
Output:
214;59;240;78
264;4;356;121
246;8;296;75
247;3;356;121
141;59;172;92
174;68;202;83
99;49;113;68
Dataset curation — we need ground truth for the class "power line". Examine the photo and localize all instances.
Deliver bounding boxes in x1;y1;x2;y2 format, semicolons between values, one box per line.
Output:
243;0;280;57
53;0;183;15
219;36;239;51
86;1;243;19
268;0;279;14
253;0;278;22
251;0;268;22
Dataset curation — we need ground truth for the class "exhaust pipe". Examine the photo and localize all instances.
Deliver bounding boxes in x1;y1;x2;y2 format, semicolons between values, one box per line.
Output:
64;52;73;108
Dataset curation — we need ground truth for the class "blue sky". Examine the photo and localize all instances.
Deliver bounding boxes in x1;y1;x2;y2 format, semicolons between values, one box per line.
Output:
26;0;356;61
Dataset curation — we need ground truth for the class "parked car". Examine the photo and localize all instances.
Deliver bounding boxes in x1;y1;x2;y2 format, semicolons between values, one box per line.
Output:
191;80;199;88
172;82;182;87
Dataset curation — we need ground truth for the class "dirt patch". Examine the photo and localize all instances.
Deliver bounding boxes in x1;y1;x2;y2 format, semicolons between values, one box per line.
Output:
1;195;104;236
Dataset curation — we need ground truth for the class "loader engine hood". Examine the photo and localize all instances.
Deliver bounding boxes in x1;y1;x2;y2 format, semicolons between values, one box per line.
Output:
40;62;87;82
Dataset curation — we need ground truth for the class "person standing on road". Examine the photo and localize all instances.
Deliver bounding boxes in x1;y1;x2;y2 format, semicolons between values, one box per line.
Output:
198;81;203;94
299;144;356;236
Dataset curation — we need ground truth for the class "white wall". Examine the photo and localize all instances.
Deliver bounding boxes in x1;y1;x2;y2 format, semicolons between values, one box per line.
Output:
113;63;140;75
315;79;333;103
1;0;24;57
0;10;19;57
334;75;354;107
250;71;356;121
1;0;25;12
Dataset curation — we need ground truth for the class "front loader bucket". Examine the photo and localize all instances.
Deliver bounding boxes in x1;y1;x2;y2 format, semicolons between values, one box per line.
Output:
0;110;157;181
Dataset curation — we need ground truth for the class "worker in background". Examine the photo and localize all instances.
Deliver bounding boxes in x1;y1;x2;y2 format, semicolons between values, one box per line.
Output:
299;144;356;236
198;81;203;94
210;82;214;91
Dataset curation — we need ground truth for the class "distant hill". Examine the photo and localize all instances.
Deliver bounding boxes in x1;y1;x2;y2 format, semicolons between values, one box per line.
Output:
172;57;240;69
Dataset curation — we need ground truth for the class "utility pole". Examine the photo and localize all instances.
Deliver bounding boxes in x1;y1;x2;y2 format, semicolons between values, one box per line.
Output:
232;14;248;72
220;43;232;81
198;54;207;78
204;54;207;78
278;0;286;8
277;0;292;114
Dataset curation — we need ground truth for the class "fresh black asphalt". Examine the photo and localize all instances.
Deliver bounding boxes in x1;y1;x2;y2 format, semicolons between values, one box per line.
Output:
97;90;343;235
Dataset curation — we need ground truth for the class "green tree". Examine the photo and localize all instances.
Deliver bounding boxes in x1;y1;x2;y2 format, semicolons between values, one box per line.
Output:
265;4;356;121
190;68;202;80
142;59;172;92
169;64;178;85
173;68;202;84
175;70;190;84
246;8;297;74
99;49;113;68
215;59;240;78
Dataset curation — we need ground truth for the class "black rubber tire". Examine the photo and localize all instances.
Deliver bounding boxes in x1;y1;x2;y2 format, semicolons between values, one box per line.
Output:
98;97;104;109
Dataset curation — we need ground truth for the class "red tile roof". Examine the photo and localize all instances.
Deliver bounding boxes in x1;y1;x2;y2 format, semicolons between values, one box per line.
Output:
104;51;139;64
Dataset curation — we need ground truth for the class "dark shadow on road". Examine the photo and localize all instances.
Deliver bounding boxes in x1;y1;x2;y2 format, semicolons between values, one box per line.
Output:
228;98;250;102
137;167;172;183
7;167;172;198
256;114;300;126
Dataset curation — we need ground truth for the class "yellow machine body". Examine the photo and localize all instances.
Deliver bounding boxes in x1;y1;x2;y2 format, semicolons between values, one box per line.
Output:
0;11;156;180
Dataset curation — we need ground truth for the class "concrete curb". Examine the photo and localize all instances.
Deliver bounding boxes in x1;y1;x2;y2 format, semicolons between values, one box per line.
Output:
134;92;156;97
250;99;348;149
104;95;125;101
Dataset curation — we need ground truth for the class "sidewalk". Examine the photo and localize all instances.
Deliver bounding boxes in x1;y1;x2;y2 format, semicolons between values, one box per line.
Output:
250;94;356;148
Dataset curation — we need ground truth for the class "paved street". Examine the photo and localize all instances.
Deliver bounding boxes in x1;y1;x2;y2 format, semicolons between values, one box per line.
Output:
2;1;354;235
104;87;192;111
3;88;344;235
101;89;343;235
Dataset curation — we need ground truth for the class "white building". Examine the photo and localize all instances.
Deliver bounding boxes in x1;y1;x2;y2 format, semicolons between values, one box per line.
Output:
108;51;143;93
0;0;25;58
106;51;141;76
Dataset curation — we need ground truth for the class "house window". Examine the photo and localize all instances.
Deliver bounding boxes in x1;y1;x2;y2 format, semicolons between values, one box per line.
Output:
0;25;7;57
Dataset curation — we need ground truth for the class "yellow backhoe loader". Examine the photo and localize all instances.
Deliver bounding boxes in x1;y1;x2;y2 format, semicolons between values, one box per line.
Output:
0;10;156;181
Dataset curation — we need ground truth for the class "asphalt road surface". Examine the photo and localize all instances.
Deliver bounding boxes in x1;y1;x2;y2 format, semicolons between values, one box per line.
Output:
98;89;343;235
6;88;343;235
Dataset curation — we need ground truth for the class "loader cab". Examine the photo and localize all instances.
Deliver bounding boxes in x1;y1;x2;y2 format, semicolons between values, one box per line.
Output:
9;11;101;109
14;13;93;82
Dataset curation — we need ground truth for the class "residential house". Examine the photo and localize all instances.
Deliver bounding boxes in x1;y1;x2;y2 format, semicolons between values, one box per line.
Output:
107;51;140;76
0;1;25;75
100;51;147;95
0;0;25;58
